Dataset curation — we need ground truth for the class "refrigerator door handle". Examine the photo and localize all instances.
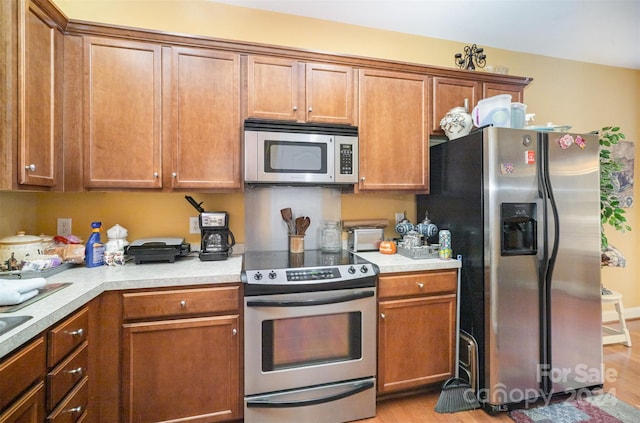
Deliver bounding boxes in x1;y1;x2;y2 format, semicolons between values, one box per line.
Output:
538;131;562;395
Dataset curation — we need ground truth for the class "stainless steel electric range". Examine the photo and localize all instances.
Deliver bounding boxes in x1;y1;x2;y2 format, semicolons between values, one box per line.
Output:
241;249;379;423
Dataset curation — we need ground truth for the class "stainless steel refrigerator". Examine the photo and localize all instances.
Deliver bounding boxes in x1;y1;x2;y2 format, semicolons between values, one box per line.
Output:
418;127;603;412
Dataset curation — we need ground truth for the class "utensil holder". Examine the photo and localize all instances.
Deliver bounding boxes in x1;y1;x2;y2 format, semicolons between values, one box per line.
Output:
289;235;304;254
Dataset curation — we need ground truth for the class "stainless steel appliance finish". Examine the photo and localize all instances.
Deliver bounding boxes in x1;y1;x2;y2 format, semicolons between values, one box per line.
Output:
244;119;358;185
418;127;602;412
242;250;378;423
347;228;384;252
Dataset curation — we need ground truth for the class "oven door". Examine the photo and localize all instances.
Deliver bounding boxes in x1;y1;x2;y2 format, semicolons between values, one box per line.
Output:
244;287;376;396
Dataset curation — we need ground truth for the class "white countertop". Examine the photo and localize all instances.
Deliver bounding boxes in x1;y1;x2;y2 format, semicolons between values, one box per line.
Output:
356;251;461;273
0;251;459;358
0;254;243;358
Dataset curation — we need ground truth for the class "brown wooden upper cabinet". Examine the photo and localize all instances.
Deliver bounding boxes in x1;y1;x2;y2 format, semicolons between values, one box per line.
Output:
83;37;163;189
16;0;64;189
431;77;526;136
431;77;480;135
163;47;242;190
483;81;524;103
246;56;356;124
358;69;429;192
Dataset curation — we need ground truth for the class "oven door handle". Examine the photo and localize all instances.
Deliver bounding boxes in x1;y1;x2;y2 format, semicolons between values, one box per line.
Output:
246;380;374;408
246;290;374;307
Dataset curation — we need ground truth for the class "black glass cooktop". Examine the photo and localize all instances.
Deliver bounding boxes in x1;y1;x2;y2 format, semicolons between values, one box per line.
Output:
241;250;378;295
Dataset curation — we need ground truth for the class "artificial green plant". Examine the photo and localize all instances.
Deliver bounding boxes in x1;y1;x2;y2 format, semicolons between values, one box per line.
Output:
599;126;631;251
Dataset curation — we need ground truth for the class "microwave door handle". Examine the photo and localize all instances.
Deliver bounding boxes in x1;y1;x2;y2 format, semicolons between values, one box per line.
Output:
246;290;374;307
246;380;374;408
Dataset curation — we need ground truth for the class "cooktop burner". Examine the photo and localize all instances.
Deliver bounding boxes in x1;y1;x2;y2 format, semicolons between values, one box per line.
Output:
241;250;378;295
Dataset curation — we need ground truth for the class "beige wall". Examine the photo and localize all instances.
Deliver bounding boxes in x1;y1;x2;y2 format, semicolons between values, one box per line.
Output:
2;0;638;309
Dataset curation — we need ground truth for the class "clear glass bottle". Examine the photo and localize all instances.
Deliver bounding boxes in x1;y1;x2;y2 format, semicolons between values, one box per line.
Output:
321;221;342;252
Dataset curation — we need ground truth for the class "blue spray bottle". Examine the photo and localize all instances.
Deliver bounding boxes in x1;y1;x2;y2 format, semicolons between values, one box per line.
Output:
85;221;105;267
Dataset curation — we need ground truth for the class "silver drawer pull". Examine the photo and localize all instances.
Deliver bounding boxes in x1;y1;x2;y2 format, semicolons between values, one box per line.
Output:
67;406;83;414
232;328;237;336
68;328;84;337
67;367;84;376
380;312;386;319
180;300;187;308
417;282;424;289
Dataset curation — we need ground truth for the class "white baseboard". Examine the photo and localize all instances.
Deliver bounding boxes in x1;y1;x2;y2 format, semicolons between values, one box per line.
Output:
603;305;640;323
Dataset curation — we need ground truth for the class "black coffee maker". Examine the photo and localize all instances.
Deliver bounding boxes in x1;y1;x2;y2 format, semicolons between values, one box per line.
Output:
185;196;236;261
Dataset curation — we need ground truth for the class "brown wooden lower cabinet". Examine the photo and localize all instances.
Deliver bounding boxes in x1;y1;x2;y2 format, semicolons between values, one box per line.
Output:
120;285;242;423
377;270;458;394
0;381;45;423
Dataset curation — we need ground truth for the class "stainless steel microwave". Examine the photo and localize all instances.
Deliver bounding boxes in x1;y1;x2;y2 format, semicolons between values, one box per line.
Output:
244;119;358;185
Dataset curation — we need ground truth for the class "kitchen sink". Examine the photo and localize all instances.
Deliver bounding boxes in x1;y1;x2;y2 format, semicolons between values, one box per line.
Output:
0;315;32;336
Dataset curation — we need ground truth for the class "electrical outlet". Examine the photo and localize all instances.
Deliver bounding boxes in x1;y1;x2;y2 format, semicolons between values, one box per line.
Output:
395;212;405;224
57;218;72;236
189;217;200;234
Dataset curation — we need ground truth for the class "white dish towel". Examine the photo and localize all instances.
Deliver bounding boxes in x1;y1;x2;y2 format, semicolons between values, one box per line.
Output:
0;278;46;306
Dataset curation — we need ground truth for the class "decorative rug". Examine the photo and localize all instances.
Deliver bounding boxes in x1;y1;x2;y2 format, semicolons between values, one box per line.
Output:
509;393;640;423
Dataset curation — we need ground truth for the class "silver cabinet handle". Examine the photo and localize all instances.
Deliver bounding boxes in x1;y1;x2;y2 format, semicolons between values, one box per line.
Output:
308;107;313;113
417;282;424;289
172;172;177;178
67;406;83;414
293;106;298;111
380;312;386;319
25;164;36;171
68;328;84;337
153;172;159;178
67;367;84;376
232;328;237;336
180;300;187;308
360;176;365;182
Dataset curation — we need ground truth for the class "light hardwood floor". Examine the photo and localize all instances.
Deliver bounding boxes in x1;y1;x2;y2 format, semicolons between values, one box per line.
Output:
362;319;640;422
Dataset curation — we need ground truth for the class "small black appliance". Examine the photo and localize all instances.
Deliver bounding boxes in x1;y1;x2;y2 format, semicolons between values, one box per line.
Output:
185;196;235;261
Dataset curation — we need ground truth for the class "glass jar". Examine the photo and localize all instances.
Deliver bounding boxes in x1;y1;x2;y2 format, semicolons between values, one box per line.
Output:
320;221;342;252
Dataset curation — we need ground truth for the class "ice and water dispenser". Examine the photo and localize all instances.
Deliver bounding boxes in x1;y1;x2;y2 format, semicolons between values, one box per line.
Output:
501;203;537;256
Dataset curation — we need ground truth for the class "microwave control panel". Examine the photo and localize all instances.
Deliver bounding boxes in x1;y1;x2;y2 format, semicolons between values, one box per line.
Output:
339;144;354;175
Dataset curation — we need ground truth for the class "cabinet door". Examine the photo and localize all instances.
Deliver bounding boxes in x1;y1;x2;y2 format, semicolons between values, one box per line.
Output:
0;382;45;423
165;47;241;189
247;56;301;121
83;37;162;188
17;0;63;188
431;77;479;135
378;294;456;394
483;82;524;103
122;315;240;422
358;69;429;191
305;63;355;124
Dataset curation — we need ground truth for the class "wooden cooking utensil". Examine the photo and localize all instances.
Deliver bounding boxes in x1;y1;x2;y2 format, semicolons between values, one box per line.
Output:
281;208;295;234
296;216;311;236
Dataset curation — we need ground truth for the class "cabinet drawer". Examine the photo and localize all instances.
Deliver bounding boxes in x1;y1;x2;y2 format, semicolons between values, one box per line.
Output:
48;308;89;367
378;270;457;298
122;285;240;321
0;336;45;412
47;342;88;411
46;376;87;423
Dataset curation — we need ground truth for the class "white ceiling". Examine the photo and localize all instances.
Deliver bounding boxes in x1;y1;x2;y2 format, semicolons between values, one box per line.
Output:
214;0;640;70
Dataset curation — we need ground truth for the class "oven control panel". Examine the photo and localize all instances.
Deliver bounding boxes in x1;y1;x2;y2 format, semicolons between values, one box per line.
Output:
244;264;376;285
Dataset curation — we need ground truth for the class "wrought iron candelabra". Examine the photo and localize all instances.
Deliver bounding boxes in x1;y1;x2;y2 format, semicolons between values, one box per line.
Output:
454;44;486;71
